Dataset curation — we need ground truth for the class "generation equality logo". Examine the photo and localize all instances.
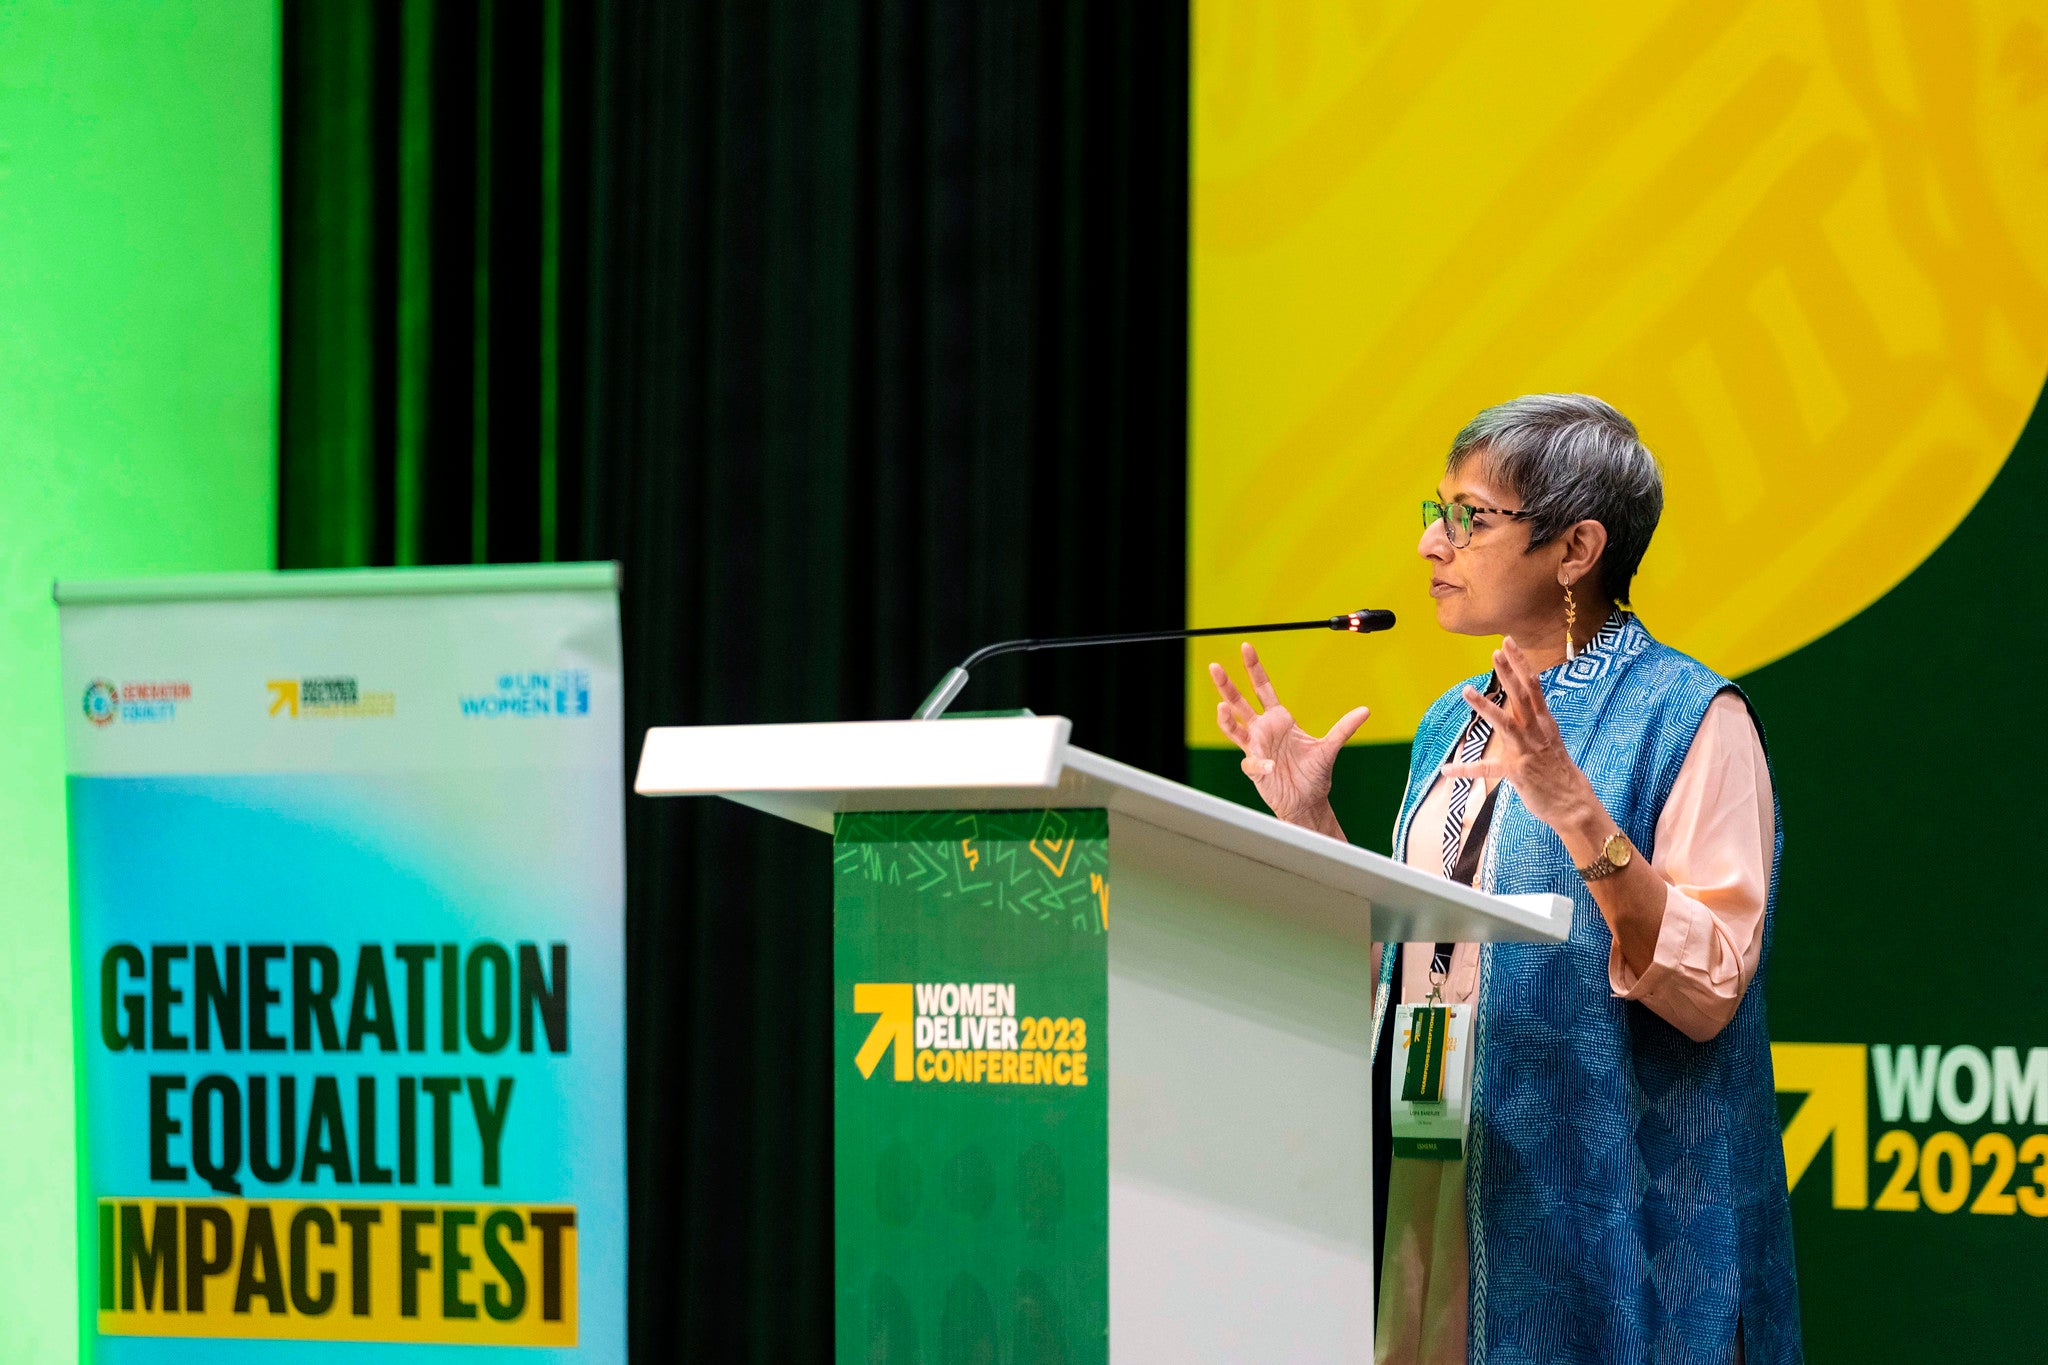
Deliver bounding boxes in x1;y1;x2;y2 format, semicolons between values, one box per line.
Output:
82;678;190;726
460;669;592;718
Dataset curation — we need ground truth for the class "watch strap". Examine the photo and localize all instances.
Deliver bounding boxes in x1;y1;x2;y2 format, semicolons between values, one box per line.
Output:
1576;832;1630;883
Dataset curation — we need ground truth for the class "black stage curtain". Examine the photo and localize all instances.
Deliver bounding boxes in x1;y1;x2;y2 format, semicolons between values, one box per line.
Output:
279;2;1188;1356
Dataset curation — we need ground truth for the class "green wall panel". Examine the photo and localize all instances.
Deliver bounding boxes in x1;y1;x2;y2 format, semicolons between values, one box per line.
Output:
0;5;278;1361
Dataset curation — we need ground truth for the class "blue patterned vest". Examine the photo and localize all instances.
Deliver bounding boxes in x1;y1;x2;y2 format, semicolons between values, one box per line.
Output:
1394;614;1802;1365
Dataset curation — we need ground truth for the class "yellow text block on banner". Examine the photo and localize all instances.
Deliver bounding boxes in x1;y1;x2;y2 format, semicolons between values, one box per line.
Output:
95;1197;577;1347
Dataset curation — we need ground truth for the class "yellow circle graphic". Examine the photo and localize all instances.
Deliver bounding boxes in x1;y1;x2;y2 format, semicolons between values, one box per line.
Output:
1190;0;2048;743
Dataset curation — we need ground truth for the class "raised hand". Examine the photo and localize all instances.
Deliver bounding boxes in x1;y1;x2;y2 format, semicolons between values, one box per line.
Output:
1438;636;1600;833
1209;641;1370;834
1442;636;1671;977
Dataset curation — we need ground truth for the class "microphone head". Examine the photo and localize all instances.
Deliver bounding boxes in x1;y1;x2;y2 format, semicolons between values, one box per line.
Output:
1336;608;1395;634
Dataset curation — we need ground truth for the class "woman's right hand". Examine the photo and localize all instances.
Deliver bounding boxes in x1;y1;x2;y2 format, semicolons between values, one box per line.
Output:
1209;641;1370;831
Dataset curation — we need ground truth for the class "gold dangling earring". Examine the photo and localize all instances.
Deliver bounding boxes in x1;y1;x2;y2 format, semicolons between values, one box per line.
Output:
1563;581;1578;661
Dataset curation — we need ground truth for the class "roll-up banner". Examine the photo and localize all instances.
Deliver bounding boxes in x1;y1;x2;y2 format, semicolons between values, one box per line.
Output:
56;563;626;1363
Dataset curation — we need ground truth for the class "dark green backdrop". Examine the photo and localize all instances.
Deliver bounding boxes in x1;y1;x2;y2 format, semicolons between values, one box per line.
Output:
280;2;2048;1360
279;1;1186;1359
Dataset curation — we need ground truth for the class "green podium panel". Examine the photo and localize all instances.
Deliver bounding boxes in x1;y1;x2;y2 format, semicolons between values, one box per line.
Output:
834;808;1112;1365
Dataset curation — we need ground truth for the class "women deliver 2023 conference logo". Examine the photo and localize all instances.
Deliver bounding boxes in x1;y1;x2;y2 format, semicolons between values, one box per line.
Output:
852;980;1092;1088
83;679;190;726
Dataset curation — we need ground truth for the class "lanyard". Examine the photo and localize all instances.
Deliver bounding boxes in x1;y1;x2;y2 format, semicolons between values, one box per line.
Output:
1371;706;1502;1058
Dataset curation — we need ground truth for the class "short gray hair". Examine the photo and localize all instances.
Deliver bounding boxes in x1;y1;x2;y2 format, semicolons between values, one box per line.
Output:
1446;393;1663;603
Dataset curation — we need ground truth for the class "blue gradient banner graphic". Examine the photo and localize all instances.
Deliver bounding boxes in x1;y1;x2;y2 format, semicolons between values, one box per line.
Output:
57;567;625;1362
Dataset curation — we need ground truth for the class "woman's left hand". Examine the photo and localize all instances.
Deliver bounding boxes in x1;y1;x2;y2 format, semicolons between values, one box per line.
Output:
1439;636;1600;835
1444;637;1675;983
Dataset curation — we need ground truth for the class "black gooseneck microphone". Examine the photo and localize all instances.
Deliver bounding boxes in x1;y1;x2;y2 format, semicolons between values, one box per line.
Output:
911;608;1395;719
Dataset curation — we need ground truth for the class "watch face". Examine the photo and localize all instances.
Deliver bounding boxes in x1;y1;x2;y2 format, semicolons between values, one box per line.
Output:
1604;832;1632;866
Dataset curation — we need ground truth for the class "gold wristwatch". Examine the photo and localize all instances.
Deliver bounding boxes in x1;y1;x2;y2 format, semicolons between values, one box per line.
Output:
1577;831;1632;883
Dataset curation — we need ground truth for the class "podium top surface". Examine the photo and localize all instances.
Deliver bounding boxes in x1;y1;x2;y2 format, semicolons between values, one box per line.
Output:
635;716;1570;946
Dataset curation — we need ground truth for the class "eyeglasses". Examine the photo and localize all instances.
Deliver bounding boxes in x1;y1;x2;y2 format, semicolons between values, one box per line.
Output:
1421;499;1531;549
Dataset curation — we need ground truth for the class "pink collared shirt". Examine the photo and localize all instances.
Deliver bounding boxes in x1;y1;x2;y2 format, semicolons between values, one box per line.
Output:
1374;690;1774;1364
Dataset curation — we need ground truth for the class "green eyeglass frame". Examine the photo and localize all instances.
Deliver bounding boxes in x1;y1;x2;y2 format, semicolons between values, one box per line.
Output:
1421;499;1531;548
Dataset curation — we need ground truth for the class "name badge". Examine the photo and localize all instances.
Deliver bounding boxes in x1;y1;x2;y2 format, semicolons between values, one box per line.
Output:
1389;1001;1475;1160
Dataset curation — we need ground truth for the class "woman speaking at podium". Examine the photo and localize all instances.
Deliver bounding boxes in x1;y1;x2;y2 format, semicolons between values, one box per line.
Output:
1209;394;1799;1365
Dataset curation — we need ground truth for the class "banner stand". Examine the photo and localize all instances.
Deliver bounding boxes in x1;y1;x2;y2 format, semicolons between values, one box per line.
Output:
57;563;625;1362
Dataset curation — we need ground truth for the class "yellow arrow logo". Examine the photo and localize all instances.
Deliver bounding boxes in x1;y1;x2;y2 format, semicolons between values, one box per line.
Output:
853;983;913;1080
267;679;300;717
1773;1042;1868;1210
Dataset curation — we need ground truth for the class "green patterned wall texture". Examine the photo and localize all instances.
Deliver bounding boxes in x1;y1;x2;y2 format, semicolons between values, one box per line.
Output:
1189;381;2048;1361
833;809;1111;1365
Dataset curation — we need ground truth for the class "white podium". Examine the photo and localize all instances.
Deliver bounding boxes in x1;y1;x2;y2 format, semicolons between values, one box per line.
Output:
636;715;1569;1363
